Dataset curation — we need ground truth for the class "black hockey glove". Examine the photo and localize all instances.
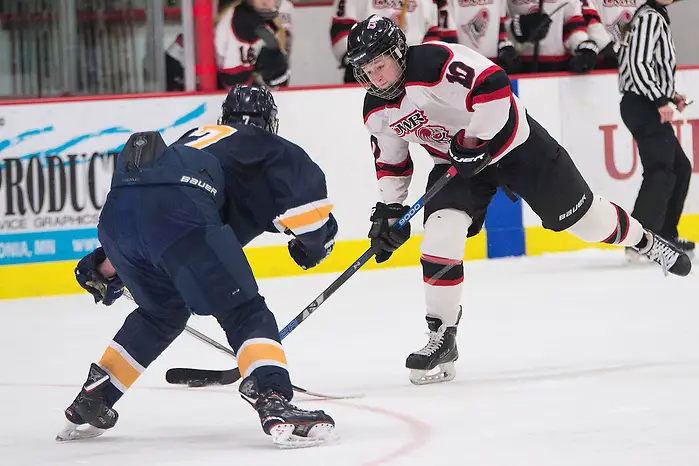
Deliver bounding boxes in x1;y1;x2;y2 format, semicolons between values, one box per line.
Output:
255;47;290;87
511;12;552;43
448;130;492;179
368;202;411;264
569;40;599;74
75;247;124;306
287;213;338;270
497;44;522;75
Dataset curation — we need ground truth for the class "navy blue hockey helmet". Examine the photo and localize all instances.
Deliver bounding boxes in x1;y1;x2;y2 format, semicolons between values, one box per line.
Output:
346;15;408;100
219;85;279;134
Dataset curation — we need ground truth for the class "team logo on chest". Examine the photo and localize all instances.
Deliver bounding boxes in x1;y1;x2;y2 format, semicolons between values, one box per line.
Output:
416;125;452;144
390;109;428;137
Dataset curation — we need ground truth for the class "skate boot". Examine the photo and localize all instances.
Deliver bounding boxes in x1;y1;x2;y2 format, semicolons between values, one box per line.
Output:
671;236;695;257
239;375;336;448
635;230;692;277
406;316;459;385
56;363;119;442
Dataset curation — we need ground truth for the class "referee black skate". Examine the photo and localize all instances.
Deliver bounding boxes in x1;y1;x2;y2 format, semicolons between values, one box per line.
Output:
618;0;694;260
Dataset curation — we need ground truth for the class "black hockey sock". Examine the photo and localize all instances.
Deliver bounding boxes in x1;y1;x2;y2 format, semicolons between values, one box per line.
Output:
635;234;649;250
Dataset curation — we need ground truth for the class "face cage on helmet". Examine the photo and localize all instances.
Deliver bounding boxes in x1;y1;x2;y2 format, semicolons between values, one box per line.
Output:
353;46;407;100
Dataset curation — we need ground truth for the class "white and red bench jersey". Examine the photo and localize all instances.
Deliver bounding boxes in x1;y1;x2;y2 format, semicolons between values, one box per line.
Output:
507;0;589;65
215;1;293;85
448;0;512;61
363;42;530;204
582;0;641;50
330;0;458;65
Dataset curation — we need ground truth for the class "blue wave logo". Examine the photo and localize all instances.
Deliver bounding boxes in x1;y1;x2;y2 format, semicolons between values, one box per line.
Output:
0;104;207;165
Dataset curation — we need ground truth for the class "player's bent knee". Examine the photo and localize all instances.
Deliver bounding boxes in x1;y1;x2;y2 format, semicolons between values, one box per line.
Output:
421;209;472;259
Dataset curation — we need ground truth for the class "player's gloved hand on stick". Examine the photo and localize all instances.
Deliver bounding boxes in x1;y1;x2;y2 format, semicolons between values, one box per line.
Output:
75;247;124;306
288;213;338;270
255;47;290;87
368;202;411;264
448;130;492;179
569;40;598;74
497;44;522;75
511;12;552;43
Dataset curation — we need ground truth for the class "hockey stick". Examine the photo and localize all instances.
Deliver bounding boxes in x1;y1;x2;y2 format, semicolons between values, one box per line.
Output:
532;0;544;73
165;165;460;387
120;291;338;398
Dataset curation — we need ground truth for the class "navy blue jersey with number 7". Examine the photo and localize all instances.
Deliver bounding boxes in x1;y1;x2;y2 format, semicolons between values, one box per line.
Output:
174;123;333;246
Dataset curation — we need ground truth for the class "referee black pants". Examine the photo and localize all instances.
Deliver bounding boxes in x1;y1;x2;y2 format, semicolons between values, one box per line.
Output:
620;92;691;239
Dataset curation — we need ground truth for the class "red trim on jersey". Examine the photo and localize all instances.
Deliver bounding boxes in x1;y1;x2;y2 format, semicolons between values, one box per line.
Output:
424;276;464;286
465;65;502;112
440;30;458;38
219;64;254;74
421;144;450;161
471;87;511;107
376;155;414;180
331;30;350;46
332;17;356;24
404;43;454;88
420;254;463;265
563;15;586;42
602;229;617;244
491;96;519;161
363;94;406;124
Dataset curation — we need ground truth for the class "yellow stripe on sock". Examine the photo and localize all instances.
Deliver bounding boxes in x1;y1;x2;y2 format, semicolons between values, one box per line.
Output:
237;339;288;379
99;346;142;390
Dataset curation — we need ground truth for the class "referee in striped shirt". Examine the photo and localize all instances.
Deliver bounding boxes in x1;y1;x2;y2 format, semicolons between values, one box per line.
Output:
618;0;694;254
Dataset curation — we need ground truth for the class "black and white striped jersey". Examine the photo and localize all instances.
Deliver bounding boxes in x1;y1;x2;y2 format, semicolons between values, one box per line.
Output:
618;3;676;106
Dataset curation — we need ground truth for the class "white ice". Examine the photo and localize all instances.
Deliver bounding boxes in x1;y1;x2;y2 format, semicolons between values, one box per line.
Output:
2;250;699;466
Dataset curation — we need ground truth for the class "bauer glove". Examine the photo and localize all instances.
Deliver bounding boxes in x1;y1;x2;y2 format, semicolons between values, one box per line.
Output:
75;247;124;306
368;202;411;264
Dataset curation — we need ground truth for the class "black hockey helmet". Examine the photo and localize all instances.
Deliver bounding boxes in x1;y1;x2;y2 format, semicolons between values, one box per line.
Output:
219;84;279;134
346;15;408;100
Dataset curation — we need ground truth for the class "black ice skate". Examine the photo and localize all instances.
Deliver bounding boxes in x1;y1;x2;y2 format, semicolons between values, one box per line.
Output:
405;316;459;385
56;363;119;442
635;230;692;277
239;375;336;448
671;236;695;255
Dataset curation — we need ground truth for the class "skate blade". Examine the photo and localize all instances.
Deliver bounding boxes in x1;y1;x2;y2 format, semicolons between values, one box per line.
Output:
269;423;338;449
409;362;456;385
55;421;106;442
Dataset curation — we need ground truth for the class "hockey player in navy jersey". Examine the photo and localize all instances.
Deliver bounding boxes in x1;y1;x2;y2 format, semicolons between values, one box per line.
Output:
345;15;691;386
58;85;337;448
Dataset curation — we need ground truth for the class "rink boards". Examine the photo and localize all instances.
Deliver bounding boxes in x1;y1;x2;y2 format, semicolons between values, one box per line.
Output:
1;69;698;299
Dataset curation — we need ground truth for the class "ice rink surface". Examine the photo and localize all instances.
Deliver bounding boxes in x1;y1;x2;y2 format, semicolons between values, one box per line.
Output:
2;249;699;466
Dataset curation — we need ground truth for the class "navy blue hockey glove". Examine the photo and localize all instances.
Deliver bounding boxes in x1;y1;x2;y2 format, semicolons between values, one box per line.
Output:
368;202;411;264
569;40;599;74
448;130;492;179
75;247;124;306
255;47;290;87
511;12;551;43
288;213;338;270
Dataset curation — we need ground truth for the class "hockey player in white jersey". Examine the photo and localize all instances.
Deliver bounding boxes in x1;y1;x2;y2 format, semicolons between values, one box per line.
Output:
582;0;642;69
448;0;522;74
215;0;293;87
346;15;692;385
507;0;598;73
330;0;458;83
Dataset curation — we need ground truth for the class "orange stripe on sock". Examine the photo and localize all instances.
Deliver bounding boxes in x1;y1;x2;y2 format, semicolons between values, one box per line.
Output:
278;204;333;231
99;346;141;389
237;342;288;377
